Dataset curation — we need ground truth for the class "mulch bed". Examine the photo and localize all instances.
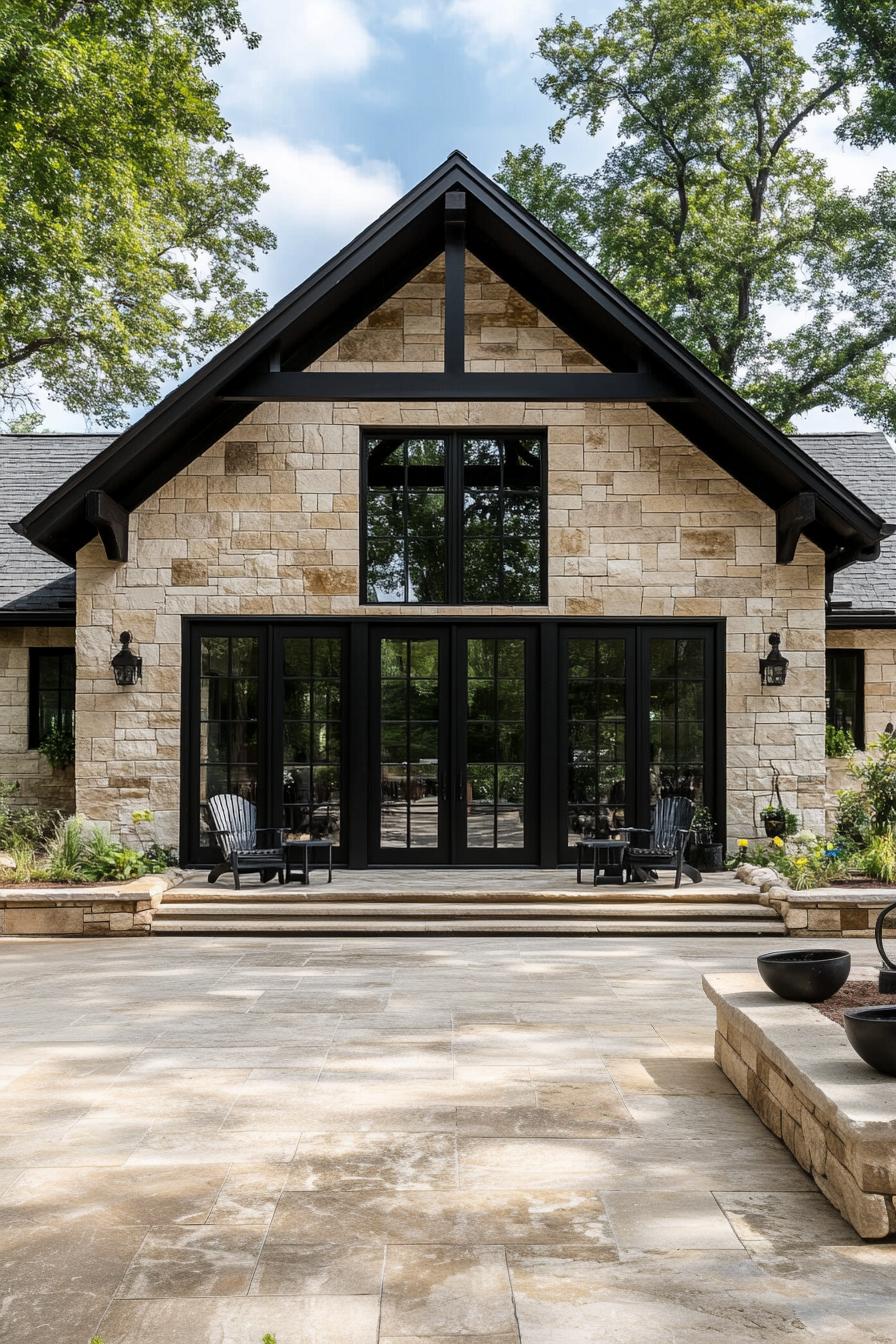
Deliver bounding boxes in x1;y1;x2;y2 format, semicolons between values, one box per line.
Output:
814;979;896;1027
830;878;896;889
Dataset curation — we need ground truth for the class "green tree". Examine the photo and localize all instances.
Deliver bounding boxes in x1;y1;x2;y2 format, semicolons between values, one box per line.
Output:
497;0;896;432
0;1;275;427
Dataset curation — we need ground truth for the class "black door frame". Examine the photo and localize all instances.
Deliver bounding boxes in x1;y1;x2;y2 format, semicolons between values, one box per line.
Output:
180;615;726;867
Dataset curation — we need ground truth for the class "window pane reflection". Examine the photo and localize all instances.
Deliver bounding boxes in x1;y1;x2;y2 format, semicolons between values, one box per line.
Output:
379;638;440;849
566;638;627;845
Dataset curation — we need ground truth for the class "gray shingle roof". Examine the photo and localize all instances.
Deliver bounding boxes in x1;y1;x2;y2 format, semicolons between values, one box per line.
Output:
0;434;114;613
2;429;895;618
792;432;896;611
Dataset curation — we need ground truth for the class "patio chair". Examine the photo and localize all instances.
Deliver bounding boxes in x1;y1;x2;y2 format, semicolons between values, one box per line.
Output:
619;795;701;888
206;794;287;890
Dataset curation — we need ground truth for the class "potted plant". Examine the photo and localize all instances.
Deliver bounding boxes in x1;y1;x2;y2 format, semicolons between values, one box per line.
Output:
689;805;724;871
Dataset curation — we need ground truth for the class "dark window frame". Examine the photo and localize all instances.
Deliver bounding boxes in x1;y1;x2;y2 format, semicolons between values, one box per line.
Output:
826;648;865;749
27;646;75;749
360;428;548;606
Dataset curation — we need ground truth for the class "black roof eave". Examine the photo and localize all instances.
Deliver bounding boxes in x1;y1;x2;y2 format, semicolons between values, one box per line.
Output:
16;151;889;563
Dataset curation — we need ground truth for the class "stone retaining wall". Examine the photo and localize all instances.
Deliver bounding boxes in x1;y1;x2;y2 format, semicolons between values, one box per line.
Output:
705;971;896;1238
737;861;895;936
0;871;177;936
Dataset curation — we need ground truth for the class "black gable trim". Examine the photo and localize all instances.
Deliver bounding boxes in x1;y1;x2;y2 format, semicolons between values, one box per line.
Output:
16;151;891;564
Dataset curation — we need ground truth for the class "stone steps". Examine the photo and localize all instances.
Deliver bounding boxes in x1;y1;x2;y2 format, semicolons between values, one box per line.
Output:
169;883;753;905
153;898;784;937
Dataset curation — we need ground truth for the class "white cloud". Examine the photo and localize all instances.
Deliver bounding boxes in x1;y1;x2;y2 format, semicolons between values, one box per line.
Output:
445;0;554;47
224;0;376;103
238;136;402;240
391;4;431;31
383;0;554;51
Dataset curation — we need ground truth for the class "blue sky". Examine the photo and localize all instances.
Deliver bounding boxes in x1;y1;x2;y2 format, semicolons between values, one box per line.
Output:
47;0;892;432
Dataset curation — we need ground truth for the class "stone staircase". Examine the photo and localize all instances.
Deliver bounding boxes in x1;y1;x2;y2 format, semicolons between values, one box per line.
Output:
153;881;784;936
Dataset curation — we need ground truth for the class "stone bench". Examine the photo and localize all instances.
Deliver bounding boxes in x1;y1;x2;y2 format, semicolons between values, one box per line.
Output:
704;971;896;1238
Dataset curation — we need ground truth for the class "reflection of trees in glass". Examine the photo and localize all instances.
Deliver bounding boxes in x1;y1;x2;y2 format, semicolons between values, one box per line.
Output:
463;437;542;603
366;437;446;602
282;637;342;841
365;434;545;604
648;638;705;804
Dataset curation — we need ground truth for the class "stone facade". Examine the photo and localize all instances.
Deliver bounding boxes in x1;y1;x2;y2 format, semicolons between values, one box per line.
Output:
73;255;828;852
827;626;896;743
824;628;896;828
0;626;74;810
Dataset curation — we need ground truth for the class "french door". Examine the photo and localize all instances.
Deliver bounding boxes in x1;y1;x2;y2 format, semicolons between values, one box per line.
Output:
368;625;538;864
559;623;718;861
182;618;721;867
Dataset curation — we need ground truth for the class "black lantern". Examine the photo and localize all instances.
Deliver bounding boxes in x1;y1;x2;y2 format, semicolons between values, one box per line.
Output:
759;632;788;687
111;631;142;686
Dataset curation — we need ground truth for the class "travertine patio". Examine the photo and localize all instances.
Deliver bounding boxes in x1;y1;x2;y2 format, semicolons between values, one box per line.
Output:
2;933;896;1343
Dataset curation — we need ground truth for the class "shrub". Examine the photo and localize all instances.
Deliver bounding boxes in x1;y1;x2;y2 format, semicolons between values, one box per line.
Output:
834;788;872;852
79;830;148;882
825;724;855;758
45;816;87;881
860;831;896;884
850;731;896;831
37;722;75;770
0;779;59;850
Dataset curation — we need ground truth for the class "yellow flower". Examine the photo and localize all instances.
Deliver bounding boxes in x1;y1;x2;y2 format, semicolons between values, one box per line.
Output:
737;839;748;849
794;856;808;867
772;836;784;848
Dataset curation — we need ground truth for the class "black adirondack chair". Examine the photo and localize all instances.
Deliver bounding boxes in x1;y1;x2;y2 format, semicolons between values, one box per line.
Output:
620;796;701;887
206;794;287;889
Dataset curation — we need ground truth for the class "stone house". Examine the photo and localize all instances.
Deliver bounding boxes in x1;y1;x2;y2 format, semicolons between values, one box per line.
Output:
2;151;896;866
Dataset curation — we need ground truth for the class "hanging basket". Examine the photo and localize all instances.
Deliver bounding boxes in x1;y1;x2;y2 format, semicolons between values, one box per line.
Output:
762;767;787;838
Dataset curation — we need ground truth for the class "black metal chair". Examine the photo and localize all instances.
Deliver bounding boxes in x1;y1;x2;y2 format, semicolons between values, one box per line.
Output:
620;796;701;887
206;794;287;890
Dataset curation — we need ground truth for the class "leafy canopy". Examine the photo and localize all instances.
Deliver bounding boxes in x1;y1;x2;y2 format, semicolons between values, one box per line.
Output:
497;0;896;432
0;0;275;426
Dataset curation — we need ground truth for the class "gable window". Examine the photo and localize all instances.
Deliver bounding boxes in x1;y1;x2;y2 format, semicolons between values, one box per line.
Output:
825;649;864;748
28;647;75;749
363;431;546;605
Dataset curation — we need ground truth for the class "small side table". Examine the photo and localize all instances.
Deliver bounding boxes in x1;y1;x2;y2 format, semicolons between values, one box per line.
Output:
284;839;333;885
576;838;630;885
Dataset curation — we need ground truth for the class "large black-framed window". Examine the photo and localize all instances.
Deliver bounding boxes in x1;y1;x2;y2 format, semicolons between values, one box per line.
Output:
362;430;547;605
826;649;864;748
28;647;75;749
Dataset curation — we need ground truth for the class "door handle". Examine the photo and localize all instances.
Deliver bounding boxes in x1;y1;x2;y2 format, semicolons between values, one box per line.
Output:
456;771;465;802
439;774;448;802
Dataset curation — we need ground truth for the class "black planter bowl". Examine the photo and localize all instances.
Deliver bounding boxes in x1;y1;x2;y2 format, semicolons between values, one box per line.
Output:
757;949;851;1002
843;1006;896;1076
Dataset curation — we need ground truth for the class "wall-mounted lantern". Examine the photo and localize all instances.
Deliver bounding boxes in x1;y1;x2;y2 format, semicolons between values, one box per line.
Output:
111;631;142;686
759;632;788;687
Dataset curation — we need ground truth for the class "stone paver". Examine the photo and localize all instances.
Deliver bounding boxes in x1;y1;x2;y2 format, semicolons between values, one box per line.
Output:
0;933;894;1343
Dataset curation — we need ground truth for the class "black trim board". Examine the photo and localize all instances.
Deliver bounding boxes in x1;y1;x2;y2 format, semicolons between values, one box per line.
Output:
16;150;891;567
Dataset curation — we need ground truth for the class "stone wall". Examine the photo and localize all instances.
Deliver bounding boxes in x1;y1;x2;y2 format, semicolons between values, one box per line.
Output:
824;628;896;829
74;255;828;852
706;971;896;1238
0;626;74;811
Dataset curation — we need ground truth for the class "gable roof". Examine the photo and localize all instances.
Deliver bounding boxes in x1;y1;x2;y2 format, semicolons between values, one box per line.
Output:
795;432;896;614
0;434;114;619
13;150;892;566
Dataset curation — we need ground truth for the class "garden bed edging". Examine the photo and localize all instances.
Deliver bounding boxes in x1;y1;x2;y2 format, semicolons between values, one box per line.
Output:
0;869;181;936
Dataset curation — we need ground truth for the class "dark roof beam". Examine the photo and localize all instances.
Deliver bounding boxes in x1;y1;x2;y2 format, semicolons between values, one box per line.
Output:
218;371;695;403
444;191;465;376
86;490;129;562
776;492;817;565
